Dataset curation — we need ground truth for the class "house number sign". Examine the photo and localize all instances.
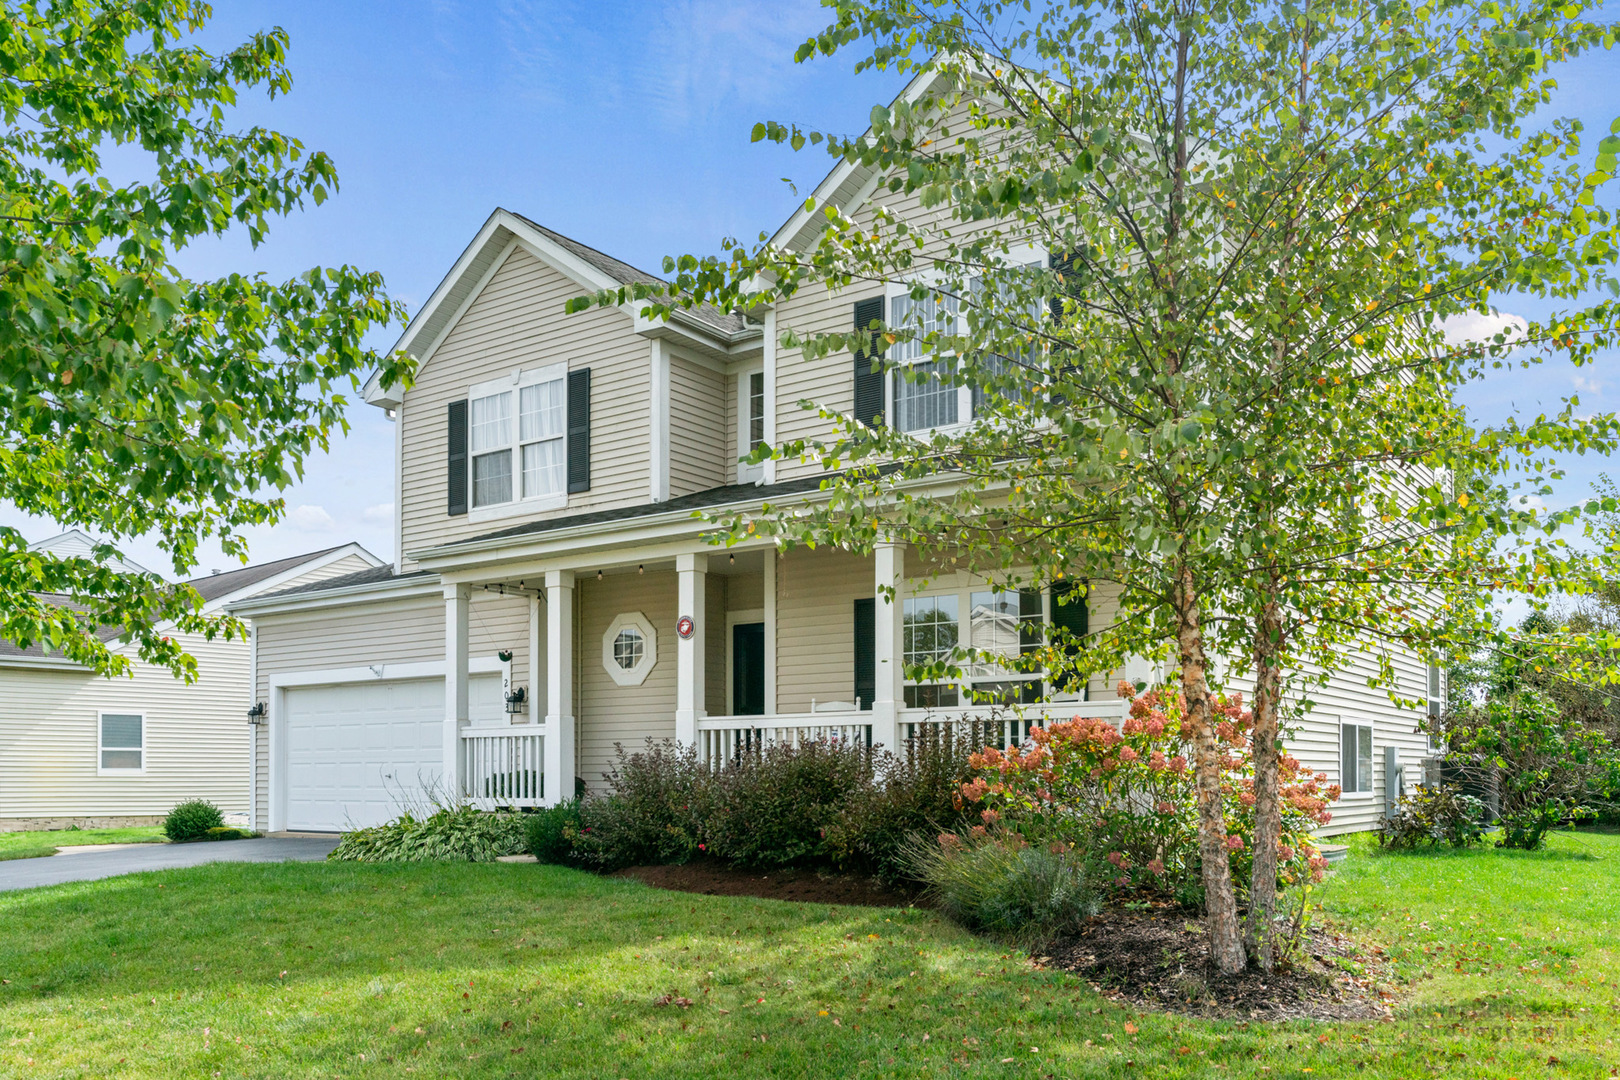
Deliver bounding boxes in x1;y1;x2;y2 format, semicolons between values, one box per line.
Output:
676;616;695;639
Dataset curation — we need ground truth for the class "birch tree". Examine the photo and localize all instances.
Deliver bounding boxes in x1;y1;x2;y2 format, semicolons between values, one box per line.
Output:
587;0;1620;973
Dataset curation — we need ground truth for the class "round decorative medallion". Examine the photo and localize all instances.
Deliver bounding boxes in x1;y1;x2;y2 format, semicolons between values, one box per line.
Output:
676;615;695;639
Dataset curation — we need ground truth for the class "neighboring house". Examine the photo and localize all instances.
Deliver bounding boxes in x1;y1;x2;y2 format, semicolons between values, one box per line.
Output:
234;74;1441;837
0;543;383;829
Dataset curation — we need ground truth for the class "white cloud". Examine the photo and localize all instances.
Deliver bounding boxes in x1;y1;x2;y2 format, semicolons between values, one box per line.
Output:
1440;309;1528;347
362;502;395;523
1574;374;1603;396
1517;493;1547;511
287;504;337;532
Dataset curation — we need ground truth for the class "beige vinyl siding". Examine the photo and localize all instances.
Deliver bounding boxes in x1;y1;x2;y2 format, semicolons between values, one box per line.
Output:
0;631;250;820
577;571;678;790
398;245;651;566
668;354;728;496
249;589;533;829
776;545;870;714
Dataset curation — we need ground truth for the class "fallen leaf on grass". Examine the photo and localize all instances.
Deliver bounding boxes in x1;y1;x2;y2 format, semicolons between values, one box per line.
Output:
653;994;693;1008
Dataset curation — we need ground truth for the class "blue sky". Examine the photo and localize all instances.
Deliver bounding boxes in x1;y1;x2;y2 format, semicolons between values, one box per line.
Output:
4;1;1617;579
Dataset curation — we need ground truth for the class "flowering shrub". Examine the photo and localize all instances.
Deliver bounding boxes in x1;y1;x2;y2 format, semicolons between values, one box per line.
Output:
958;683;1336;904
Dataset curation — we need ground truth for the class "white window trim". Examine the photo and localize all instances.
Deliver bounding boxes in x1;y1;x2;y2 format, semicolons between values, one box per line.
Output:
884;243;1046;438
736;365;765;484
602;612;658;688
97;709;146;776
1339;721;1376;798
901;577;1051;705
467;362;570;522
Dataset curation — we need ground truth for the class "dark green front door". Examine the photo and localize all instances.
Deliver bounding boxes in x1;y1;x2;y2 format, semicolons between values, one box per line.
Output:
732;622;765;716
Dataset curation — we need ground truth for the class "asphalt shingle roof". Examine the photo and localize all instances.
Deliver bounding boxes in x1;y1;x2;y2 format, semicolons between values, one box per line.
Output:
507;211;749;337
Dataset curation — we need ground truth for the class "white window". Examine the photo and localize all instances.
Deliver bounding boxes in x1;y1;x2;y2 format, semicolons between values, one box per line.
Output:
1426;663;1443;719
601;612;658;688
469;364;569;511
736;367;767;483
99;711;144;773
887;252;1045;434
966;589;1044;704
903;593;960;707
1341;722;1374;794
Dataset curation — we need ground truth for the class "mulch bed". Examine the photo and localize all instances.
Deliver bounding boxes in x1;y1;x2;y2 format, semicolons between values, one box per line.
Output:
1042;906;1396;1021
612;859;923;908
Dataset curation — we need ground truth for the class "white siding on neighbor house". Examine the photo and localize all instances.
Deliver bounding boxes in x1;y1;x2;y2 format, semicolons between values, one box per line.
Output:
668;354;728;496
249;589;534;830
275;553;376;590
397;245;653;567
0;631;250;820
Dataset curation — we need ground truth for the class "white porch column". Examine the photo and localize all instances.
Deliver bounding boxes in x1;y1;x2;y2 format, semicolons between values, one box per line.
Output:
528;590;545;721
872;541;903;751
763;547;777;716
543;570;575;806
444;583;471;801
675;552;707;745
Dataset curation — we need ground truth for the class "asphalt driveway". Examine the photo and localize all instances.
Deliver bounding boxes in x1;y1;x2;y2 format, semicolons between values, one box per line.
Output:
0;836;340;893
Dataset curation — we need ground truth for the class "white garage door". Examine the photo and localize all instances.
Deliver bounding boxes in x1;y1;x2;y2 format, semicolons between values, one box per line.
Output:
283;675;502;832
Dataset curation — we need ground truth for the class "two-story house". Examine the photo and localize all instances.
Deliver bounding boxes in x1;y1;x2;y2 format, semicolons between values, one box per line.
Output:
232;76;1441;837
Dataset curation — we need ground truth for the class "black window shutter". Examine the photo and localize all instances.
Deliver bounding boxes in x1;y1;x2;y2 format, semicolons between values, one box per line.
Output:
1049;580;1089;693
446;399;469;516
567;368;591;493
853;597;876;711
852;297;887;427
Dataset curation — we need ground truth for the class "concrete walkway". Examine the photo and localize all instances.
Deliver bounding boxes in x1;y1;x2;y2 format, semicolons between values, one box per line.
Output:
0;836;340;893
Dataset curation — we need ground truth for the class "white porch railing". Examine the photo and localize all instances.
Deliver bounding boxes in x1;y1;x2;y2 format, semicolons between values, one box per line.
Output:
696;697;1129;764
460;725;545;808
696;714;872;764
899;698;1130;749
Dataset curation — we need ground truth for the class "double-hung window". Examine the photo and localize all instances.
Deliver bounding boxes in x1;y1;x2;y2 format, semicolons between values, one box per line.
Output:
468;364;568;510
99;711;144;773
1340;722;1374;794
890;291;962;433
736;368;767;483
888;250;1046;434
903;594;960;707
966;589;1045;704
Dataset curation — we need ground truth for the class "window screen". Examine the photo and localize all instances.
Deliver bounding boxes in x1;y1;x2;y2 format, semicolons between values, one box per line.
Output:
1340;723;1373;793
100;713;143;771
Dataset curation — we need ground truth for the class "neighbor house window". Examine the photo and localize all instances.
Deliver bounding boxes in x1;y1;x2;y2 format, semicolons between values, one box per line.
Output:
99;712;144;772
966;589;1044;704
903;594;959;707
1341;722;1374;794
469;365;569;509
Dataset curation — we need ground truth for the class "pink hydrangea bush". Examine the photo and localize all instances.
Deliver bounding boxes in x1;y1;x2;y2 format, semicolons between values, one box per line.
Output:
958;682;1337;903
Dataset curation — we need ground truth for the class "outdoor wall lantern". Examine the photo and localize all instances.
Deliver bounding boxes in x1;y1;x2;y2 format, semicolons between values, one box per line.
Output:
504;686;528;714
246;701;267;724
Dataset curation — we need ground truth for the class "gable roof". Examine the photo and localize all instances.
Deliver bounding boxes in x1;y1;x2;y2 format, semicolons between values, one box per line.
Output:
363;210;757;409
0;543;383;665
28;528;154;577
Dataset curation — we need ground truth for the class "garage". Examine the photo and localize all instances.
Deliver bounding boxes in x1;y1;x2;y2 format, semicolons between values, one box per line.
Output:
282;675;502;832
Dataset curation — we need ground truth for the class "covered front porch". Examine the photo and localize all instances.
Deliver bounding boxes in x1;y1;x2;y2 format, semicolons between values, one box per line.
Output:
432;540;1132;810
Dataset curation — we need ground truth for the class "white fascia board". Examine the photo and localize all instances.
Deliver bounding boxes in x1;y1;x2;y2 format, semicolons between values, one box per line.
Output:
228;573;443;619
0;654;95;671
203;544;386;617
412;472;982;578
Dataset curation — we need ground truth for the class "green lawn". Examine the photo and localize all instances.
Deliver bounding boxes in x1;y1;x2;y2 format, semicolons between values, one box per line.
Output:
0;827;166;861
0;831;1614;1078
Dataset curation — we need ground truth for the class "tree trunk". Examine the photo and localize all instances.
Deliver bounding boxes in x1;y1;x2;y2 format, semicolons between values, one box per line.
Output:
1174;565;1247;975
1244;576;1284;970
